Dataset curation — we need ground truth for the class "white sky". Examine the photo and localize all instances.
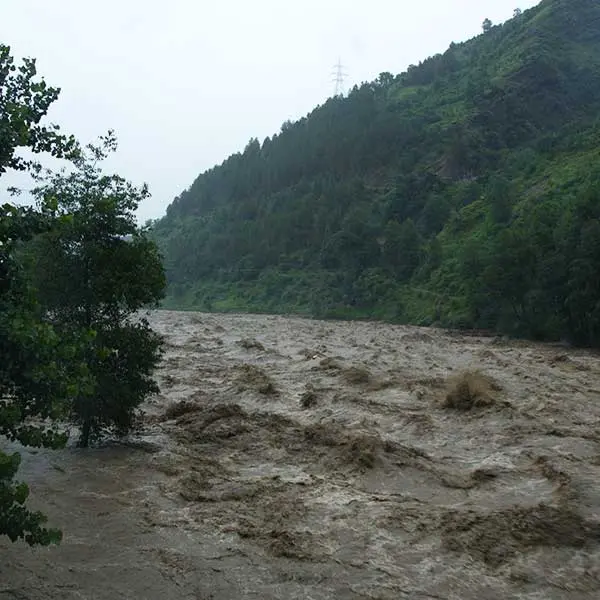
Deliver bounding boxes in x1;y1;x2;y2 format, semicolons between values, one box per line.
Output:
1;0;541;222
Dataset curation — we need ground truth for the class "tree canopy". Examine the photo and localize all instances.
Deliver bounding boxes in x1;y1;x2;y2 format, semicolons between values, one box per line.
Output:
1;43;85;545
26;133;166;447
1;43;166;544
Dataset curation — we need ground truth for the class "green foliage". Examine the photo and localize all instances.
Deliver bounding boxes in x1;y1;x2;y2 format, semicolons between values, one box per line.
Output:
153;0;600;346
383;219;423;281
0;451;61;545
0;44;79;174
1;42;164;545
0;237;81;545
71;321;163;445
26;134;166;447
0;43;88;546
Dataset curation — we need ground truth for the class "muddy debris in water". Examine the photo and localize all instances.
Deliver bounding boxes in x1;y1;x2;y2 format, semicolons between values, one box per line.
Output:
549;352;591;372
346;436;380;469
550;353;570;364
342;365;372;385
237;337;266;351
174;403;248;442
331;390;363;406
164;399;203;420
534;455;574;502
402;411;436;434
314;356;344;372
181;480;262;503
267;528;328;561
151;454;182;477
401;331;436;344
161;373;178;387
442;503;600;567
227;492;327;561
404;375;447;391
365;378;397;392
298;347;326;360
441;369;502;410
299;384;319;409
235;364;278;395
178;457;230;501
303;424;384;470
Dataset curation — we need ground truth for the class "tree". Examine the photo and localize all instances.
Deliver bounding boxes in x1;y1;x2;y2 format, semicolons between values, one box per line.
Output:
482;18;493;33
1;44;87;545
28;132;166;447
513;8;523;18
383;219;423;282
0;45;77;174
376;72;395;87
563;185;600;345
1;205;94;544
486;175;513;224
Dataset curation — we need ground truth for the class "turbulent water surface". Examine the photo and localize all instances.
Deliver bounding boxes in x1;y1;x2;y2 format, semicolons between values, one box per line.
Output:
2;310;600;599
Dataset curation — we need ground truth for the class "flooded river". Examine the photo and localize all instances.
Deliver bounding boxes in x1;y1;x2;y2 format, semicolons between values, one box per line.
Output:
2;310;600;599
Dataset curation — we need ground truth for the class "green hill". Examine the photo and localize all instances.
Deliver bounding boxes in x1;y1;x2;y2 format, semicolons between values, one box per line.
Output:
153;0;600;346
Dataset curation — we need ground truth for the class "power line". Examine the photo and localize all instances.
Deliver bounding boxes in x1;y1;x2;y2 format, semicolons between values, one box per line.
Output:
331;58;347;96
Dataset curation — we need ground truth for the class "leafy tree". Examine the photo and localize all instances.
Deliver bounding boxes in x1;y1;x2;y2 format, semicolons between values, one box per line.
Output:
1;205;94;544
0;45;77;174
513;8;523;18
482;18;493;33
28;132;166;447
383;219;423;281
1;44;86;545
565;220;600;345
376;72;395;87
563;183;600;345
418;194;452;235
486;175;513;224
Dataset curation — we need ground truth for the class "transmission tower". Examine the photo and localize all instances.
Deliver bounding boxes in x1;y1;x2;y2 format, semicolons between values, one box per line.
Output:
331;58;347;96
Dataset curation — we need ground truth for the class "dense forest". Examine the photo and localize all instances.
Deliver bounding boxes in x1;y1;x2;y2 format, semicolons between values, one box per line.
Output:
153;0;600;346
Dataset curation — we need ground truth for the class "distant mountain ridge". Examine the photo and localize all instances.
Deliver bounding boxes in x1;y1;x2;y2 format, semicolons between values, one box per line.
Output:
154;0;600;346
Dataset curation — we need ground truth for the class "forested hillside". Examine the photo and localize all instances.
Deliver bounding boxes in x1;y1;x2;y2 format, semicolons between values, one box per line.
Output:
153;0;600;346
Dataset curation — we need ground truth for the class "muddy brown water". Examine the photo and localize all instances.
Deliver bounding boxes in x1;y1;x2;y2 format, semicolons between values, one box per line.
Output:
2;310;600;599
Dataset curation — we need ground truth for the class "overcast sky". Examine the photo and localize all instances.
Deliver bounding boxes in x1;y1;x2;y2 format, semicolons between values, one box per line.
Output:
2;0;541;222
